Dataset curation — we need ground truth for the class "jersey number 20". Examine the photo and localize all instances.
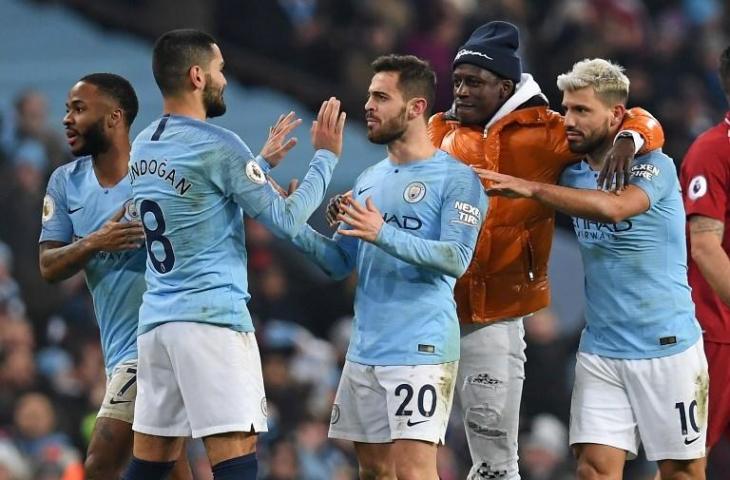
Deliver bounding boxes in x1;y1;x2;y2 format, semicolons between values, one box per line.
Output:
140;200;175;274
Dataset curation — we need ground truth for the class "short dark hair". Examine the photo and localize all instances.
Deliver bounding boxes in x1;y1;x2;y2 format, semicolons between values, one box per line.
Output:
720;46;730;95
371;54;437;116
79;73;139;128
152;29;217;96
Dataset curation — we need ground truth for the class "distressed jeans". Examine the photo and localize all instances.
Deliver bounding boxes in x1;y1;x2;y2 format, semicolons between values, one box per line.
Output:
458;318;527;480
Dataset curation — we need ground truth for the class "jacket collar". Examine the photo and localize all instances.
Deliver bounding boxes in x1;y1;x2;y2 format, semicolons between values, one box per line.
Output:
485;73;547;130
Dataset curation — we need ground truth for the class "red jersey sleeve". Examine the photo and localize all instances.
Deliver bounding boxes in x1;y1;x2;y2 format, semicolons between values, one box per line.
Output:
681;137;729;222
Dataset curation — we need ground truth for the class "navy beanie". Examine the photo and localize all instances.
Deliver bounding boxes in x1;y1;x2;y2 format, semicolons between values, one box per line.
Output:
453;21;522;82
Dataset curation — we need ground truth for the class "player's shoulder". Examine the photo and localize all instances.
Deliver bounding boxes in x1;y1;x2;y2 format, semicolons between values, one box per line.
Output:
684;122;730;163
437;150;479;179
49;156;92;183
633;149;673;169
631;150;675;183
137;116;248;151
559;159;590;186
358;157;390;181
197;120;245;148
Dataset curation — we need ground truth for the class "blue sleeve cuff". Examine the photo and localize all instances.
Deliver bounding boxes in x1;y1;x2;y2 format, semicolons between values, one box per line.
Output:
312;149;338;166
254;154;272;174
374;222;393;247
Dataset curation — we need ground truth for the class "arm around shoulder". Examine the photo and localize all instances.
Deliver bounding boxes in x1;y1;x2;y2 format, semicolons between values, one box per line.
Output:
622;107;665;154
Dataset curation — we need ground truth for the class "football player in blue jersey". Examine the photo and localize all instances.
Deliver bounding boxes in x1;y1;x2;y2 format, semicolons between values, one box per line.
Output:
122;30;345;480
39;74;192;480
289;54;487;480
478;59;708;480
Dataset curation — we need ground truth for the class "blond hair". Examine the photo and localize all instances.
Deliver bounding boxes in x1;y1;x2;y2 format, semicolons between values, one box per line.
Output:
556;58;630;106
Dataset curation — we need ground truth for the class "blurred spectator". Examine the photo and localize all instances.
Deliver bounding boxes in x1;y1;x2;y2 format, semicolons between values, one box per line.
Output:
521;309;575;424
0;243;25;319
261;439;300;480
249;261;306;325
1;90;69;175
0;437;31;480
519;414;573;480
402;0;463;111
11;393;82;480
295;417;350;479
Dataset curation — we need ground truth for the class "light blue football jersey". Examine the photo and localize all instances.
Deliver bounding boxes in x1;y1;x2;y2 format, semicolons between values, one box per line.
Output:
560;150;701;359
129;114;337;334
40;156;144;373
295;150;487;365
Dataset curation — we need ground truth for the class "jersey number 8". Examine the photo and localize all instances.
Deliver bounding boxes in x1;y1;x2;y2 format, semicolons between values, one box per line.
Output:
140;200;175;274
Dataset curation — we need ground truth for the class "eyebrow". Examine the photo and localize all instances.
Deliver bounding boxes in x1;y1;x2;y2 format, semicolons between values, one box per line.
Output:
562;103;590;109
369;89;390;97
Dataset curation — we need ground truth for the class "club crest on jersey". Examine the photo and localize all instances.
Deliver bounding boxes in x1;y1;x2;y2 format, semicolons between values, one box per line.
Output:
245;161;267;185
123;199;139;222
42;195;55;223
688;175;707;200
403;182;426;203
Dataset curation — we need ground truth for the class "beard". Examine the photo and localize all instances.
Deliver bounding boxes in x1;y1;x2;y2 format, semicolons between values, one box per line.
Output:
367;106;408;145
203;75;226;119
74;118;111;157
566;127;609;155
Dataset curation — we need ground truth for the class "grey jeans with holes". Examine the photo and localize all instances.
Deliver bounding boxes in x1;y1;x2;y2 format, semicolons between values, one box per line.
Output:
458;318;527;480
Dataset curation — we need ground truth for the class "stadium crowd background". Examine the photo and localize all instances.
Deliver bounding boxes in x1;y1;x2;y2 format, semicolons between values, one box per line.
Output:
0;0;728;478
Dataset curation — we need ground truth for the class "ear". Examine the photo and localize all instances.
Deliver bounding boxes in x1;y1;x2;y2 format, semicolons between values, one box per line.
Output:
611;104;626;128
108;108;123;128
408;97;428;120
188;65;206;91
499;79;515;100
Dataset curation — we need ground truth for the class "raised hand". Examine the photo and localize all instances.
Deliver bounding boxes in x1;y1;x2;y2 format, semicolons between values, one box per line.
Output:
311;97;347;157
259;111;303;167
325;190;352;228
88;207;145;252
337;197;383;243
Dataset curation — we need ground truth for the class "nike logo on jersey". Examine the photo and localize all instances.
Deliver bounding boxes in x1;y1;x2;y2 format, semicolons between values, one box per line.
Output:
684;436;700;445
109;398;133;405
358;186;374;195
406;419;429;427
68;206;83;214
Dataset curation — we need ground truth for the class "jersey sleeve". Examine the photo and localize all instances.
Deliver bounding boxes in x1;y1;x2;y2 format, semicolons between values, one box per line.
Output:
292;225;359;280
39;168;73;243
681;143;728;222
209;131;338;239
627;153;675;207
207;133;278;216
375;166;487;278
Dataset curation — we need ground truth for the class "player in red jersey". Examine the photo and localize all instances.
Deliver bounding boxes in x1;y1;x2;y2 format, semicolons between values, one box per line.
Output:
680;45;730;453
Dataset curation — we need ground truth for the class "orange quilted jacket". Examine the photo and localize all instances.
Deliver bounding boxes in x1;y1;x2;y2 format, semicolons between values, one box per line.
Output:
428;105;665;324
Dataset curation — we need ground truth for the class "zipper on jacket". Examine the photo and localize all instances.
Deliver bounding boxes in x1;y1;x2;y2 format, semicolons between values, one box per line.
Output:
524;233;535;282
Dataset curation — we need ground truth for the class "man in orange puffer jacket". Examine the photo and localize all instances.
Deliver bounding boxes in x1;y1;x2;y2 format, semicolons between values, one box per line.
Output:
428;22;664;480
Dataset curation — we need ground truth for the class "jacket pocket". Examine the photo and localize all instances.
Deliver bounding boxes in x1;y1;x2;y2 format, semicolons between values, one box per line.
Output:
521;231;536;283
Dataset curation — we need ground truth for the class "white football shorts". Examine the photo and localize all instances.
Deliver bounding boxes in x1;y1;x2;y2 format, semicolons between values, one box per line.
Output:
133;322;268;438
329;360;458;444
570;338;708;461
98;358;138;423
